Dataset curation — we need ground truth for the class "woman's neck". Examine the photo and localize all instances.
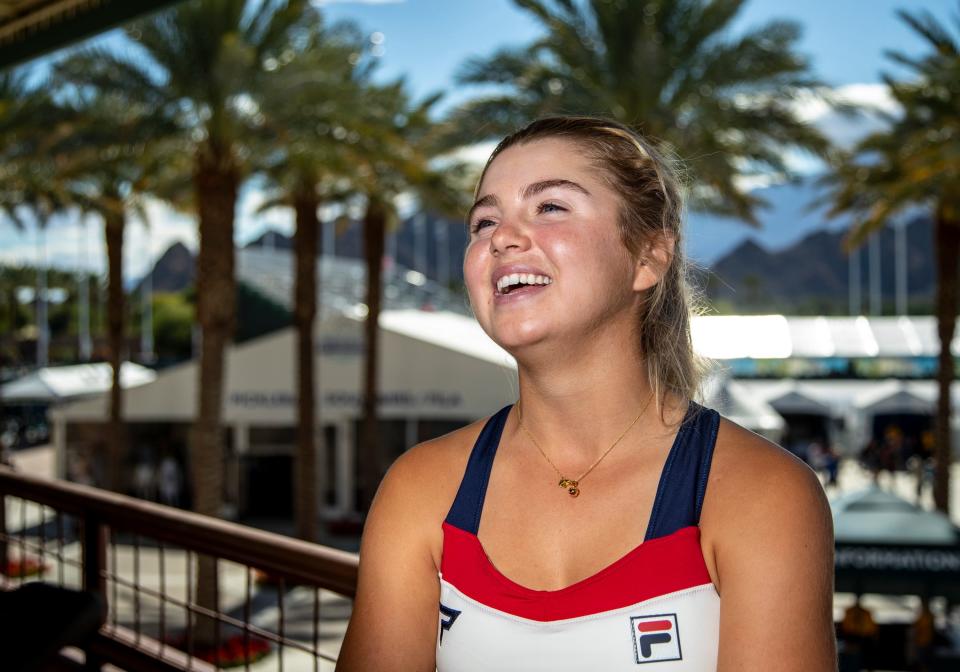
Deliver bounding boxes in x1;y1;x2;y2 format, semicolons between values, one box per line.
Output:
511;329;673;466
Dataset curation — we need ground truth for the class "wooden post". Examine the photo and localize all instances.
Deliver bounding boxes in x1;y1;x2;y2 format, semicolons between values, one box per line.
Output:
82;517;107;671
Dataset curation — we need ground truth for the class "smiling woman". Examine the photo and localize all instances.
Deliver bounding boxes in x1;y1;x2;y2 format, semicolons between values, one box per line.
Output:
336;117;836;672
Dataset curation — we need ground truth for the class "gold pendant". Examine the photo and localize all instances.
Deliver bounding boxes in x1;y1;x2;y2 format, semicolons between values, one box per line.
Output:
558;478;580;497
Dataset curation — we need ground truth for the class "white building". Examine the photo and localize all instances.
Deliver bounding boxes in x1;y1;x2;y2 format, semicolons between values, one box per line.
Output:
52;309;516;518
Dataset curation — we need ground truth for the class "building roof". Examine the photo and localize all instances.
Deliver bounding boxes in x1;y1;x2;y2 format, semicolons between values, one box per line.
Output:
692;314;957;359
0;0;181;68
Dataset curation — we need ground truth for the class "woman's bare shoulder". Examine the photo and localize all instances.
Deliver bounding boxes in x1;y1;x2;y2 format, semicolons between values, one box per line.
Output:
700;419;836;666
392;417;487;486
342;419;493;669
700;416;833;582
374;415;491;525
704;417;830;523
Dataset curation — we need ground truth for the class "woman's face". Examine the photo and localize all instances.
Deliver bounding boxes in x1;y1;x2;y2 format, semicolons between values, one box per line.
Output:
464;137;642;353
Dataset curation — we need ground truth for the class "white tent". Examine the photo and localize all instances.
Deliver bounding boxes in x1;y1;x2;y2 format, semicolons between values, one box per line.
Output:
53;310;516;426
52;309;518;516
1;362;156;404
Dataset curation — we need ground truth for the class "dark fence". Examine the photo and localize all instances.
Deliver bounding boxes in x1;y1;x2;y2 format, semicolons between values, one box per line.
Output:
0;467;359;670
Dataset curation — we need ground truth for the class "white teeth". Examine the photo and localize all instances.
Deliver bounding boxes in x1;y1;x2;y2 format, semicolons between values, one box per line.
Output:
496;273;553;293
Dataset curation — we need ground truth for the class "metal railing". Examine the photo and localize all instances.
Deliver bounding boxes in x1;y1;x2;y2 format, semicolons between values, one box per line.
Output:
0;467;359;671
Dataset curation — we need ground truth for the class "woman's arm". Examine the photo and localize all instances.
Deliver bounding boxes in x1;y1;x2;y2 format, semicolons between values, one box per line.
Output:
336;446;446;671
706;424;837;671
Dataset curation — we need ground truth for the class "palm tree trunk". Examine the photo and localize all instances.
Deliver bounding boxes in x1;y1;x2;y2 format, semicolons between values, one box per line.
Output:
293;185;319;541
189;151;238;645
359;198;386;514
104;208;126;492
933;210;959;514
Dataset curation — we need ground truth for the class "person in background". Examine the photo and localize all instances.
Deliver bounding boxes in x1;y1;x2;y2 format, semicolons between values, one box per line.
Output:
840;594;878;670
860;438;882;484
807;438;839;488
158;453;183;508
907;597;936;672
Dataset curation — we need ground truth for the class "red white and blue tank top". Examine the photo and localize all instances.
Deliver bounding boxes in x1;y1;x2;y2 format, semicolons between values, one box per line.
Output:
437;402;721;670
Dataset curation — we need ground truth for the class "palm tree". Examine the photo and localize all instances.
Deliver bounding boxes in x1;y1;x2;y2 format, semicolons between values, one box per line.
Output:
0;72;70;370
259;32;468;515
65;0;316;644
49;59;179;492
347;83;471;512
254;21;370;540
0;69;46;473
446;0;830;223
826;6;960;514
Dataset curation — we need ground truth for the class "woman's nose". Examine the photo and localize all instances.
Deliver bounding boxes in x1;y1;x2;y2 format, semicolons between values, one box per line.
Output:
490;218;530;255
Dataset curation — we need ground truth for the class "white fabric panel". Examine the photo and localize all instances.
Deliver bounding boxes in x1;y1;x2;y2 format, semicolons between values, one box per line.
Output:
436;579;720;671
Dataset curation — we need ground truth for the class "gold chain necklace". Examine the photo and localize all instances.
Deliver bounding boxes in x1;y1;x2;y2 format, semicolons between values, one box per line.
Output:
515;393;654;498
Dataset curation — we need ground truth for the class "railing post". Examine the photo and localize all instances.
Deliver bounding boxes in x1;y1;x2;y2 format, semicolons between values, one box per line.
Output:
0;493;7;582
82;516;107;672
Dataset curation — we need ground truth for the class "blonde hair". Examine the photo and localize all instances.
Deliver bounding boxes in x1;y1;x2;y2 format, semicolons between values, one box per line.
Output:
477;116;706;407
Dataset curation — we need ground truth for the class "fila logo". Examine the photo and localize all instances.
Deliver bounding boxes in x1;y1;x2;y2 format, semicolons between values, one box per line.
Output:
630;613;682;664
438;603;461;645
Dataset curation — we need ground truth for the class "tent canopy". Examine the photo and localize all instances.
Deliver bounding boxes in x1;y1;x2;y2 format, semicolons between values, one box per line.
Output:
832;488;957;546
856;388;934;417
1;362;156;403
768;388;833;416
831;488;960;599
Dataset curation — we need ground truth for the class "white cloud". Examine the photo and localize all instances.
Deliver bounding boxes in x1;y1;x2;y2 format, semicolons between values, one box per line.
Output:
795;83;898;150
727;83;901;189
443;140;497;169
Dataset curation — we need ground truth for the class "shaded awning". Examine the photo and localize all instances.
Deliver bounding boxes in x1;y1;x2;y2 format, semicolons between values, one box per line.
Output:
856;387;934;416
768;388;833;416
0;0;182;68
832;487;960;599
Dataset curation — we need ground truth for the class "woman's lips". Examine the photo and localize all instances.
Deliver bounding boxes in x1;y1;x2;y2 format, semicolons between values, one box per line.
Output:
493;283;550;304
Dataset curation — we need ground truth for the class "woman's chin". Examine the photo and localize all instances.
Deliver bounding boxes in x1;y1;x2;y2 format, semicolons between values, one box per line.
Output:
489;326;552;355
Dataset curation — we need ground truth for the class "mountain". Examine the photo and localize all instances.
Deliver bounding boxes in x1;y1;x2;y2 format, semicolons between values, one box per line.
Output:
143;199;937;315
685;177;855;265
139;241;195;293
706;215;935;313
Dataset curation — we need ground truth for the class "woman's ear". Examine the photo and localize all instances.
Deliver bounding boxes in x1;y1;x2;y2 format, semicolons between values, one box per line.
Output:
632;232;675;292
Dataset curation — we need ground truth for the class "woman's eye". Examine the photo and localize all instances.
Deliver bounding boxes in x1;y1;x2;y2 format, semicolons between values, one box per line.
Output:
470;218;495;234
537;202;566;214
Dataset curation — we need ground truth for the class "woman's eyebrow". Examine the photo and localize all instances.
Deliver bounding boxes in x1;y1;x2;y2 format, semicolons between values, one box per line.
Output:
468;193;498;222
522;178;591;199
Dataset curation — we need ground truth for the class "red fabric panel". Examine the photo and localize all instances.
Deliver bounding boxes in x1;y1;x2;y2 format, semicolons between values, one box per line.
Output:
440;522;713;622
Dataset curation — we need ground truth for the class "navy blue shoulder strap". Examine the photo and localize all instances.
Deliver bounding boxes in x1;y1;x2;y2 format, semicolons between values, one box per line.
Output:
644;402;721;541
444;405;512;534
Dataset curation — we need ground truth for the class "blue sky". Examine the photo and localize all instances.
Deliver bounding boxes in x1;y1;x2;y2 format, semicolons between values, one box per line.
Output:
1;0;956;276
